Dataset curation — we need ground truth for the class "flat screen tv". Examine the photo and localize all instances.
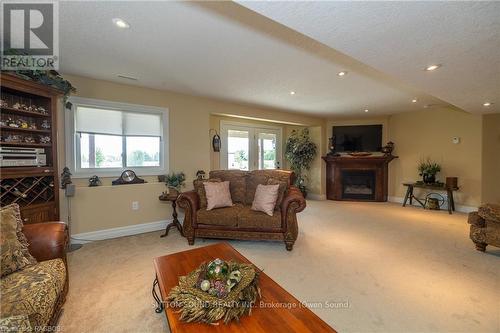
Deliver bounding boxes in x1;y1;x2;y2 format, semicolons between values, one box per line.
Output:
332;125;382;152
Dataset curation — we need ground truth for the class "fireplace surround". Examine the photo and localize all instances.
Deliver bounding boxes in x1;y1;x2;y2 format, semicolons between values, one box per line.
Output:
322;155;397;202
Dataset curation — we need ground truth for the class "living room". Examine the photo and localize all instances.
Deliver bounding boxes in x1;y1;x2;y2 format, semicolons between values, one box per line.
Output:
1;1;499;333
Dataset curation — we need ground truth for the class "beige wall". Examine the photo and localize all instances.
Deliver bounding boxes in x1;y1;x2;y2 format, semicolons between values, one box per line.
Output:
481;113;500;204
388;108;483;207
325;110;484;207
59;74;324;234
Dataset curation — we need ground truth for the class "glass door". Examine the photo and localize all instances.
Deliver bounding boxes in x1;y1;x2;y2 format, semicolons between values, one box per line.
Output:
226;129;250;170
256;130;281;169
220;122;282;171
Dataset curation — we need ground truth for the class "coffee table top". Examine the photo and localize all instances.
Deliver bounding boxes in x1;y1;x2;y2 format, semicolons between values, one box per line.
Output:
154;242;337;333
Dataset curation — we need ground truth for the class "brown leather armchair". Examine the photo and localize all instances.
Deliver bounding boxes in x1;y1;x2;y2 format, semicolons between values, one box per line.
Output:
178;170;306;251
23;222;69;326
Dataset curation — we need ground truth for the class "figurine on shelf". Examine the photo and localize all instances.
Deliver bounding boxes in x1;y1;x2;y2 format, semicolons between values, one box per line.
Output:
0;99;8;108
196;170;206;180
20;120;29;129
28;122;37;129
39;135;51;144
7;118;19;128
12;102;22;109
4;134;22;143
24;136;36;143
60;167;72;189
27;105;35;112
0;119;6;127
381;141;395;156
36;106;48;115
41;120;51;129
88;175;102;187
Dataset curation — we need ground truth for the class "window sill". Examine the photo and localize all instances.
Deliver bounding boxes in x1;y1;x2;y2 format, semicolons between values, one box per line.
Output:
71;167;167;179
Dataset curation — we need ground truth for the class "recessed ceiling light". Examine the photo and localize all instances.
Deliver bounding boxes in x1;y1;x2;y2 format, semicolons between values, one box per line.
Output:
113;18;130;29
364;109;369;113
290;91;296;95
425;64;441;71
412;98;418;103
483;102;492;107
337;71;347;77
117;74;138;81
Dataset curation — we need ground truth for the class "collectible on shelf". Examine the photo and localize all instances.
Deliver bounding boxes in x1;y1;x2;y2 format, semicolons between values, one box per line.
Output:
60;167;72;189
24;136;36;143
28;122;37;129
0;119;6;126
39;135;51;144
20;120;28;129
88;175;102;187
41;120;51;129
4;135;22;143
12;102;22;109
36;106;48;114
7;118;19;127
0;99;8;108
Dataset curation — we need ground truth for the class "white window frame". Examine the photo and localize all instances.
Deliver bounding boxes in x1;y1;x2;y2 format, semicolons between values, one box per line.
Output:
220;120;282;171
65;97;169;178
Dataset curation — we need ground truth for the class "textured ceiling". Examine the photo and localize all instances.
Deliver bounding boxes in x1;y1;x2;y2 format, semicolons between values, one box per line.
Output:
238;1;500;114
59;1;452;117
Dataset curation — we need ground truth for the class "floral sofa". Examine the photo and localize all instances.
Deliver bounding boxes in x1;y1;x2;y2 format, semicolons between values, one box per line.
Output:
0;204;68;332
468;203;500;252
177;169;306;251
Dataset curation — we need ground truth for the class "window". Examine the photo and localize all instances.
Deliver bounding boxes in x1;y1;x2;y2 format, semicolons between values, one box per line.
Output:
220;121;282;171
66;97;168;177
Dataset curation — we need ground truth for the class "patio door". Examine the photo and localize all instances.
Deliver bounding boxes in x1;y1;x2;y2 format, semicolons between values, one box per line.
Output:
220;121;282;171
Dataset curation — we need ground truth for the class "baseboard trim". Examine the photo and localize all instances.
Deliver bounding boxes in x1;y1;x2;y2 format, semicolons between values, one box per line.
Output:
388;196;477;213
307;193;327;200
71;219;170;244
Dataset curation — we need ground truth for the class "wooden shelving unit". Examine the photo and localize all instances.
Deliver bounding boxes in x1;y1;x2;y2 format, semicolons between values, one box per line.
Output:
1;73;62;223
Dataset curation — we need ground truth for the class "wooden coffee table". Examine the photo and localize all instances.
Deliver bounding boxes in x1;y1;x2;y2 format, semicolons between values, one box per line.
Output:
153;243;337;333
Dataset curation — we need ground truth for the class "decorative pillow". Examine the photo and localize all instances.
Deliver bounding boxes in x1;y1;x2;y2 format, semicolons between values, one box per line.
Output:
251;184;280;216
267;178;288;210
204;181;233;210
0;204;37;277
193;178;221;208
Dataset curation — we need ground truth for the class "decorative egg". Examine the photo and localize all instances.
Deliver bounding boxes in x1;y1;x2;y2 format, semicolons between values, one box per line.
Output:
200;280;211;292
206;258;229;280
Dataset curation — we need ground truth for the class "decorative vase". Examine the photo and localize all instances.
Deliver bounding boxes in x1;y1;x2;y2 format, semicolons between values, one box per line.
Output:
423;174;436;184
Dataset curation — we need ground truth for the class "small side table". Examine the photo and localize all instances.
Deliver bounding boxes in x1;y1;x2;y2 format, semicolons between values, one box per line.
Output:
158;192;184;237
402;182;459;214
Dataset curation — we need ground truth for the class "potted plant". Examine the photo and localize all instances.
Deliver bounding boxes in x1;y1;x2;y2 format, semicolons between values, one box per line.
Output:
285;128;317;197
164;172;186;196
418;158;441;184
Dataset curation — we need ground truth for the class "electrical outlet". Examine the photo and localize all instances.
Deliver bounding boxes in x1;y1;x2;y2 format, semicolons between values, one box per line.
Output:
132;201;139;210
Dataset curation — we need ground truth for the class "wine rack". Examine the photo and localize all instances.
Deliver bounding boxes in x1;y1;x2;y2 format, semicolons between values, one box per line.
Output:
1;73;61;223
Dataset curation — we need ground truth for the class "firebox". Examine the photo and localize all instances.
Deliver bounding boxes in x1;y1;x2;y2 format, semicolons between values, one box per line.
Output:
341;170;376;200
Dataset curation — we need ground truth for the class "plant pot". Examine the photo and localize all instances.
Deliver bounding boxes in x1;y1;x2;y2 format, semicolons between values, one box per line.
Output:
423;174;436;184
168;187;179;197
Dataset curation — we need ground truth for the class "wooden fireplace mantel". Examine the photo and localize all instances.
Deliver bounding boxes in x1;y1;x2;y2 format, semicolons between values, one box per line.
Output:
322;154;398;202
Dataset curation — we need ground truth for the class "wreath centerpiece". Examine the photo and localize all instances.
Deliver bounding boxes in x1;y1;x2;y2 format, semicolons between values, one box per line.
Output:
167;258;260;324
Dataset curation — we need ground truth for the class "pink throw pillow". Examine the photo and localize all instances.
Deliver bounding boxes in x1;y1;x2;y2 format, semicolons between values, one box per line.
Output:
204;181;233;210
251;184;280;216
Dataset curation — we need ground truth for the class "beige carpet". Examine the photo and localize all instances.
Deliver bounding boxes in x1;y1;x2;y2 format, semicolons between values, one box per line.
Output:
58;201;500;333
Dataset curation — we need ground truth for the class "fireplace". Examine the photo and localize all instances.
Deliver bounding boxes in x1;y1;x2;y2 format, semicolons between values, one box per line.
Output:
342;170;376;200
322;154;397;202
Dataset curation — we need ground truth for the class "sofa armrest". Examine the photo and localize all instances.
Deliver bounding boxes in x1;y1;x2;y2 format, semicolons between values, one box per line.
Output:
280;186;306;250
478;204;500;224
281;186;306;214
22;222;68;262
177;190;200;244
